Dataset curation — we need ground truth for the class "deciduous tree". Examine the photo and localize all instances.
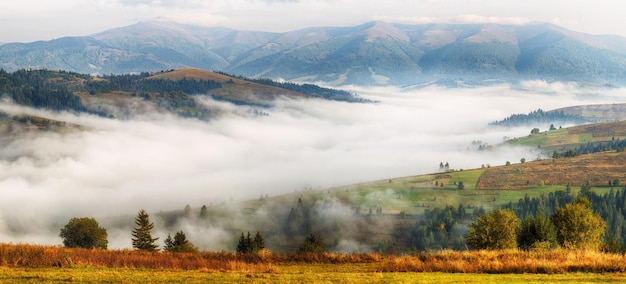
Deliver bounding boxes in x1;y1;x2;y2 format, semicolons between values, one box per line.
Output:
465;208;520;250
552;197;605;250
59;217;108;249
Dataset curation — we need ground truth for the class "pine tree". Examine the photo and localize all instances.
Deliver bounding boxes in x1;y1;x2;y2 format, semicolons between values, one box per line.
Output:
131;209;159;251
253;231;266;252
236;232;254;253
199;205;208;219
236;232;246;253
163;231;197;253
297;233;327;253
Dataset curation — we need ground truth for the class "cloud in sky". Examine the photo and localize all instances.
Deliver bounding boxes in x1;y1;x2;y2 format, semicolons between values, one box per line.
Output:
0;83;624;248
1;0;626;42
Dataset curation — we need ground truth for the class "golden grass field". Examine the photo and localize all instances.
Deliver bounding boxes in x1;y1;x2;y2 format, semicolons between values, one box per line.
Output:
477;151;626;190
1;244;626;283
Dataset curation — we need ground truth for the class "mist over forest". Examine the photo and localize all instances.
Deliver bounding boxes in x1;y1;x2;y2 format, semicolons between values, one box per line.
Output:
0;80;623;249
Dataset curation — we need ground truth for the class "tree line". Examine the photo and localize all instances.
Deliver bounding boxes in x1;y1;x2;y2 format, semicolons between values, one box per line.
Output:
86;73;221;95
466;197;606;251
60;209;197;253
498;184;626;251
551;139;626;159
489;108;587;127
59;208;328;254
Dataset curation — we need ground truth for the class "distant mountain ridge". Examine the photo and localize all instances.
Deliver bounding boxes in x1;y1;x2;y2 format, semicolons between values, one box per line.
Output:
3;20;626;87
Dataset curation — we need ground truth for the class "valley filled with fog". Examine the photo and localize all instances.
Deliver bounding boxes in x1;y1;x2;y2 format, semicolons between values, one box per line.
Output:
0;82;623;249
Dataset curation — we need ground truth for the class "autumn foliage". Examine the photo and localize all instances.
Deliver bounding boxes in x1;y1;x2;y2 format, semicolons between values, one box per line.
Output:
2;243;626;274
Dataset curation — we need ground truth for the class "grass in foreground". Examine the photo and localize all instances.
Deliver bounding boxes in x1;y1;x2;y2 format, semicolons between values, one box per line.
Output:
2;267;625;283
3;244;626;282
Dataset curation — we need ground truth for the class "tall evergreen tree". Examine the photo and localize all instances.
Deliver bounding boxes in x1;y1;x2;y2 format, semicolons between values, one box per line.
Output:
131;209;159;251
236;232;254;253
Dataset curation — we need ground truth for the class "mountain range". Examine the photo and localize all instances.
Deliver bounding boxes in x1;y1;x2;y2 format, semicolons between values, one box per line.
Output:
2;20;626;87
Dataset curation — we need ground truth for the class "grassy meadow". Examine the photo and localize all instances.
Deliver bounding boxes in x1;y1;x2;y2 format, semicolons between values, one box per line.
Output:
507;119;626;152
239;150;623;219
1;244;626;283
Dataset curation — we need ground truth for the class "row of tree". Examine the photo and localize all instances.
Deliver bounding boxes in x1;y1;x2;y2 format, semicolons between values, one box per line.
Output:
489;108;587;127
466;197;606;251
551;139;626;159
503;185;626;249
59;209;197;252
236;232;266;253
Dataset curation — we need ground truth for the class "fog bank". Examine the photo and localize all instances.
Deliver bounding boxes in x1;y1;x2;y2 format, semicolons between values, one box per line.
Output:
0;83;623;248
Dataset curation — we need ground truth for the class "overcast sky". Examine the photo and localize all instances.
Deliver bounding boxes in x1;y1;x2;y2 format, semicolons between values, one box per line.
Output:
1;0;625;43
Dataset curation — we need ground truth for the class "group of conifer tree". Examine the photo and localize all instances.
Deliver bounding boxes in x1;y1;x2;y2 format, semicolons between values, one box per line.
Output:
235;232;266;253
128;209;198;253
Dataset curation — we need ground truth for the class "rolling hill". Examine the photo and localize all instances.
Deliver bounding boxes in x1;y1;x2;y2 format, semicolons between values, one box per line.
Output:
2;20;626;86
505;117;626;154
0;68;364;121
158;118;626;253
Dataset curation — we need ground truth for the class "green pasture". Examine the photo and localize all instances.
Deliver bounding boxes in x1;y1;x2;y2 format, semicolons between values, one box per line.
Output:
258;168;593;215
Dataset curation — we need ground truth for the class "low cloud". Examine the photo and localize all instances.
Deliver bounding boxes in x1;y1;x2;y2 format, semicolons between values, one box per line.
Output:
0;84;623;248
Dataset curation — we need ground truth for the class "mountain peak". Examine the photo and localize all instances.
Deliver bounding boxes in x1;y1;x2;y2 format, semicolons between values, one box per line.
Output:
461;24;518;44
92;20;203;46
2;21;626;86
357;21;410;42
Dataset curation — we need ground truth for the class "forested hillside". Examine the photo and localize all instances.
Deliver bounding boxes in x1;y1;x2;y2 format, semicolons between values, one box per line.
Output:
0;69;86;112
0;68;366;120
